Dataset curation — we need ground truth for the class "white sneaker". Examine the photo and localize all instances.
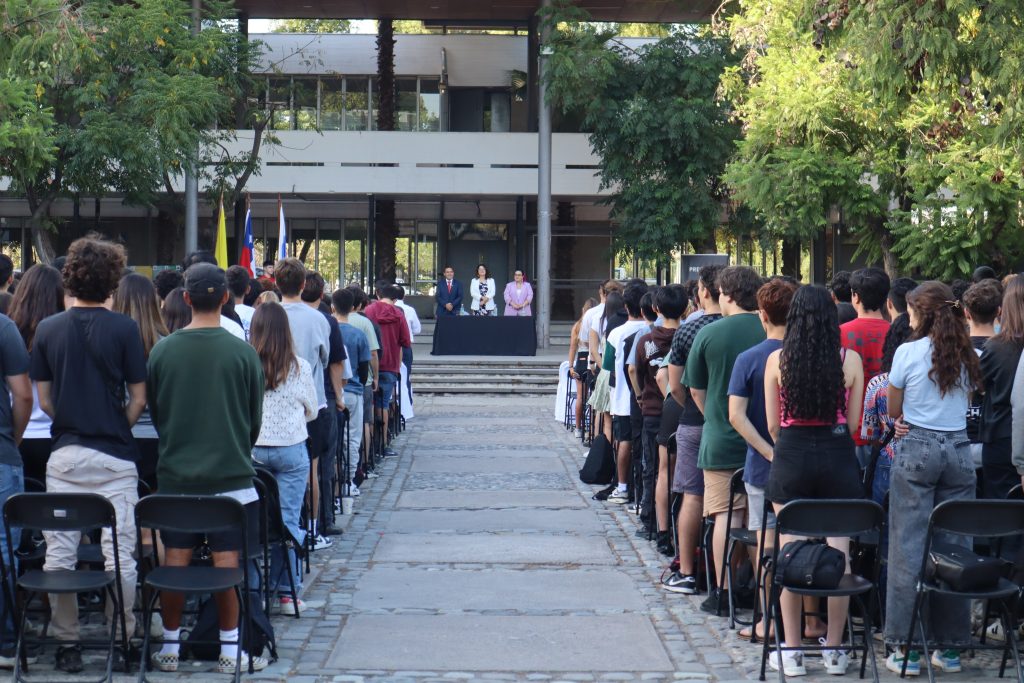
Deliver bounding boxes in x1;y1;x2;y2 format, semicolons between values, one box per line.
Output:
823;649;849;675
312;534;333;551
351;485;361;497
365;470;379;479
574;428;583;438
217;651;268;674
607;489;630;505
278;596;305;615
768;649;807;677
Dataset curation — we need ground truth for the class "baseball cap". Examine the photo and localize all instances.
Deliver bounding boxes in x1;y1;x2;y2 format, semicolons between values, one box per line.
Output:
184;262;227;297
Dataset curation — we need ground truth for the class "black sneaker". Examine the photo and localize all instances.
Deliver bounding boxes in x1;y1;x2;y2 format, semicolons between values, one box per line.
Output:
656;531;675;557
700;588;728;615
55;645;83;674
383;447;398;457
634;525;653;539
662;571;697;594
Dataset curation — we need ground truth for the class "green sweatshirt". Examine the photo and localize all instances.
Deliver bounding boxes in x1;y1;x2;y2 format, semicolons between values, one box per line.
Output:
147;328;264;495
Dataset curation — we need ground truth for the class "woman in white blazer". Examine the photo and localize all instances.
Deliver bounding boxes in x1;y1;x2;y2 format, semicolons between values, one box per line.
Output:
470;264;497;316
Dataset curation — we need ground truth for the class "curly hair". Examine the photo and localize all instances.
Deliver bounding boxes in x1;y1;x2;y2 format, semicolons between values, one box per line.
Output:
907;281;982;395
63;237;126;303
780;285;847;423
717;266;763;311
962;278;1003;326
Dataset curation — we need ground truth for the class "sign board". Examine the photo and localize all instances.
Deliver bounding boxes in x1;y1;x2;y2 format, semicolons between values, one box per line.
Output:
680;254;729;282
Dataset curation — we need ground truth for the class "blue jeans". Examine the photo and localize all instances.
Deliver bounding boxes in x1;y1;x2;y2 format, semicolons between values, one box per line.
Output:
884;426;975;649
253;443;308;598
0;463;22;648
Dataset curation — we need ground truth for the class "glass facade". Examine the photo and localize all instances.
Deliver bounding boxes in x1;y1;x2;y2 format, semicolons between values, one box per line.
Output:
264;76;447;132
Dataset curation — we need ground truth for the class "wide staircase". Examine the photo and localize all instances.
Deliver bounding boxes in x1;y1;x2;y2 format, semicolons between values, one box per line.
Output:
409;319;573;396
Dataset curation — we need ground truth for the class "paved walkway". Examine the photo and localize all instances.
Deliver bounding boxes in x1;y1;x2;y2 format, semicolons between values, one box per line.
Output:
90;394;1009;681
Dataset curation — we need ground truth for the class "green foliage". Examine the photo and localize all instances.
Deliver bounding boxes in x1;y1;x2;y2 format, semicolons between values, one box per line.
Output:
272;19;351;33
541;1;740;261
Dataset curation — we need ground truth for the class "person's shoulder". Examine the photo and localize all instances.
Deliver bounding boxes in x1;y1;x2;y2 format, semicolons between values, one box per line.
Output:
295;356;312;374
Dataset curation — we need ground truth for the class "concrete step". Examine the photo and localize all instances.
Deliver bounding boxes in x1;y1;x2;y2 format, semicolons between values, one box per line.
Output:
414;383;557;395
411;374;559;386
413;366;556;376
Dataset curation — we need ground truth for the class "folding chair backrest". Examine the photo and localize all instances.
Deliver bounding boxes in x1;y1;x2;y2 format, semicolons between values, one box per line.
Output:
930;499;1024;539
730;468;746;496
134;494;246;537
1006;484;1024;501
22;477;45;494
776;499;884;539
4;492;114;532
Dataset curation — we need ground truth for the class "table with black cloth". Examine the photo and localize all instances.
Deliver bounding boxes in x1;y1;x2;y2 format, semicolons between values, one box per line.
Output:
431;316;537;356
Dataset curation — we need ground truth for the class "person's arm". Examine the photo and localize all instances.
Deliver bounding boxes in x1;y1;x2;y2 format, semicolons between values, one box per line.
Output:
299;362;318;421
764;351;782;442
628;361;643;399
656;366;669;397
125;382;146;427
844;350;865;430
525;283;533;305
504;283;513;307
8;373;31;445
669;363;687;408
729;395;774;460
470;279;481;308
409;308;422;335
568;323;580;370
589;326;601;366
370;349;380;391
888;386;904;426
452;282;463;310
249;353;264;447
37;381;54;419
689;388;707;415
330;362;345;408
1012;351;1024;479
682;330;709;415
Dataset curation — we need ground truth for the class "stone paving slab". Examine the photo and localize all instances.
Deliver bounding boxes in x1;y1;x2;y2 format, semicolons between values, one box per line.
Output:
371;533;615;565
404;472;571;492
409;456;565;474
396;490;587;509
327;615;674;671
352;567;647;611
411;449;567;460
383;509;604;533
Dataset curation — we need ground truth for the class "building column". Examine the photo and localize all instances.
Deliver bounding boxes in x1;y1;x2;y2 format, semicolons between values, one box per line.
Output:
367;194;376;290
515;196;525;271
536;0;552;349
184;0;201;255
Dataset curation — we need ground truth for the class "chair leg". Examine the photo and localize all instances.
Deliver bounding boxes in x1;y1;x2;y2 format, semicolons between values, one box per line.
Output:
1001;600;1023;682
857;594;880;683
234;586;244;683
771;586;787;683
918;609;935;683
285;544;300;620
138;590;159;683
902;590;925;678
105;585;119;682
759;585;774;681
13;591;35;683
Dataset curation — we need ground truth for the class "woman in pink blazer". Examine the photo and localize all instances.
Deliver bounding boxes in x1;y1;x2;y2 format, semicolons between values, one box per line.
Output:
503;270;533;316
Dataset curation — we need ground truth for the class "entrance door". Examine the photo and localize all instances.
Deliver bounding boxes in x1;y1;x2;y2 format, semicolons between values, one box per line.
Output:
447;222;509;315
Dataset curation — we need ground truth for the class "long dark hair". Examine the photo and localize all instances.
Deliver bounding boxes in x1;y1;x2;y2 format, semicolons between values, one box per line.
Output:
9;264;64;351
250;301;298;391
162;287;192;333
994;276;1024;347
602;290;626;338
780;285;847;423
907;281;982;395
113;273;169;358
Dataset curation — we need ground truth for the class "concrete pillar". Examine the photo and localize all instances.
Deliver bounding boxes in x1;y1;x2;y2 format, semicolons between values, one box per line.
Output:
184;0;201;255
536;0;552;349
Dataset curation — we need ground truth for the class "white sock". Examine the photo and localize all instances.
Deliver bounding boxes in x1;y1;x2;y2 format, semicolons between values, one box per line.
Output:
159;628;181;656
220;628;239;659
312;519;319;536
616;483;627;493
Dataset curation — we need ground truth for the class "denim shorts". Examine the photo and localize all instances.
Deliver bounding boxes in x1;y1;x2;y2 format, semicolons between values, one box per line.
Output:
363;385;373;424
376;371;399;409
671;424;704;495
766;425;862;503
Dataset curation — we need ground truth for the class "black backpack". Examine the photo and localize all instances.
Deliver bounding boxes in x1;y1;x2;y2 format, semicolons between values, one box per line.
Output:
774;540;846;589
579;433;615;485
184;592;277;661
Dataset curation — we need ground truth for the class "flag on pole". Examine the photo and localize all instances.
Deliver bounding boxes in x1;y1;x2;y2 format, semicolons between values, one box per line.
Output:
277;195;287;260
214;195;228;269
240;200;255;277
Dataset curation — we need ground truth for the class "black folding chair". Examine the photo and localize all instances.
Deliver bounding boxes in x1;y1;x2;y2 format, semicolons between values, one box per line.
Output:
253;468;301;619
134;495;255;683
901;499;1024;683
4;492;129;683
722;468;754;625
759;499;884;683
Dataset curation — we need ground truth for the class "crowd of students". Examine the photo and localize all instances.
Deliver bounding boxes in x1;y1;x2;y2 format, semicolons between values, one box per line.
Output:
569;263;1024;678
0;238;415;674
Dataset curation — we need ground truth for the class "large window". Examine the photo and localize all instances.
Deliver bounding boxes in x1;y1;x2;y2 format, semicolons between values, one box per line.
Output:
293;78;317;131
269;78;292;130
343;77;370;131
320;78;344;130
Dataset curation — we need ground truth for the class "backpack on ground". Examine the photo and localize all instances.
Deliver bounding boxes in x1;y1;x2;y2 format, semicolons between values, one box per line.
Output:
579;433;615;485
183;592;277;661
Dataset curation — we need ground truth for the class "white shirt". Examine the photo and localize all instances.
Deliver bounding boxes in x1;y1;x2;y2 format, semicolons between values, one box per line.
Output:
889;337;969;431
235;303;256;340
395;300;422;342
607;319;650;417
580;303;605;346
220;315;245;340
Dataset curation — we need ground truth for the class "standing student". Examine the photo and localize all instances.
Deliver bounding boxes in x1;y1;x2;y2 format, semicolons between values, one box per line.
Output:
963;279;1001;469
31;238;147;674
146;263;268;674
112;273;169;492
684;265;766;615
980;277;1024;499
840;267;890;468
763;285;865;677
346;287;380;481
568;299;597;439
393;285;420;401
249;302;317;616
884;282;980;677
226;265;256;340
364;284;412;457
276;259;334;551
332;288;372;497
9;264;65;485
662;264;724;595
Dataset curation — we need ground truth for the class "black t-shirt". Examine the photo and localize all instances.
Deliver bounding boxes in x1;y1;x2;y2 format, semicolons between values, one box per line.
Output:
30;307;147;461
323;310;348;401
967;335;987;443
980;336;1023;443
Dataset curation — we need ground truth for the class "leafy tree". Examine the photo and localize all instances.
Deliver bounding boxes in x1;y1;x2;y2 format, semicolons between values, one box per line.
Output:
272;19;351;33
541;1;740;262
374;18;398;281
1;0;270;263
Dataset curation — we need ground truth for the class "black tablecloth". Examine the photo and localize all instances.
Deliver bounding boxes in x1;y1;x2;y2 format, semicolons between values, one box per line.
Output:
431;316;537;356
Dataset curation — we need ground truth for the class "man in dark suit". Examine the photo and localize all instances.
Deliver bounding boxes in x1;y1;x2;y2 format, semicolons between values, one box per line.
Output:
435;266;463;317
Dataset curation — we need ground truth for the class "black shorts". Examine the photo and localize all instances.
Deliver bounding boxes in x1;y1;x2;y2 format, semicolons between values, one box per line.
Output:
573;352;589;378
657;395;682;447
136;439;159;492
766;425;863;504
612;415;632;442
161;500;261;553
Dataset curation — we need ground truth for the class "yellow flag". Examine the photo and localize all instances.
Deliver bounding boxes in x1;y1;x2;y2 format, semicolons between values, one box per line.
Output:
215;196;228;269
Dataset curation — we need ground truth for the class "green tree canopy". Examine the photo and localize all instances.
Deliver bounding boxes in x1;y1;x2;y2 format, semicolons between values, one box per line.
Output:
541;2;740;262
272;19;352;33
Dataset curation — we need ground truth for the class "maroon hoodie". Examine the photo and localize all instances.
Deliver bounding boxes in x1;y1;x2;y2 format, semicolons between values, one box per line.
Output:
364;301;411;374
